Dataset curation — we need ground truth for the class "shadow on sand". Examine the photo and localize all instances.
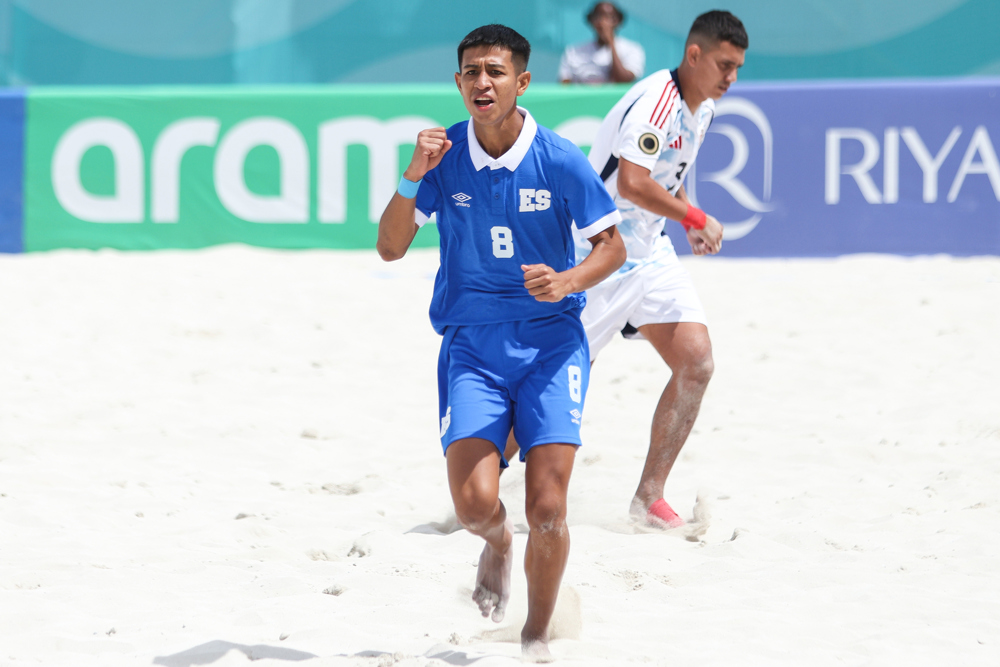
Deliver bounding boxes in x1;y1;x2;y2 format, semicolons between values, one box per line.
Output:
154;642;520;666
424;648;505;665
152;640;316;666
351;649;518;665
406;517;528;536
406;515;464;535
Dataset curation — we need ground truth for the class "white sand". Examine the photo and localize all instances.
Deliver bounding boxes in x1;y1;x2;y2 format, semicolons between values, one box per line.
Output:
1;246;998;667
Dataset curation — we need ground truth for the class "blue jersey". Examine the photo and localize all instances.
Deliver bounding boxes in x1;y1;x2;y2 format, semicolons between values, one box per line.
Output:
415;108;620;334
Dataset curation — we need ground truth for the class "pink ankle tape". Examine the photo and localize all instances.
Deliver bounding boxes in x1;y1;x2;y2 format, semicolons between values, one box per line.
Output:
647;499;684;528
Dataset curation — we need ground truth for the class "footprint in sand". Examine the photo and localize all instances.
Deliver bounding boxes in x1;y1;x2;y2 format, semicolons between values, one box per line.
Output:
348;539;371;558
322;482;361;495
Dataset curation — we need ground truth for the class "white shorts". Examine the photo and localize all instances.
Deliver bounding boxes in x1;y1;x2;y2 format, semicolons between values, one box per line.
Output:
582;254;707;358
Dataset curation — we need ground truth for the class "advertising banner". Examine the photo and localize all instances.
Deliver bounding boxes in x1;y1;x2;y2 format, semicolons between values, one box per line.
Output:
15;79;1000;256
22;85;622;252
668;79;1000;257
0;89;25;254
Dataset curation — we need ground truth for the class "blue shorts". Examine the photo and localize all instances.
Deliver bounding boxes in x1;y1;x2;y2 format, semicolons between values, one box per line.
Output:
437;309;590;466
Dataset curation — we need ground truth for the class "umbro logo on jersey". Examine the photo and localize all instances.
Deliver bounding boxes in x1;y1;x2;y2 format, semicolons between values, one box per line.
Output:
452;192;472;207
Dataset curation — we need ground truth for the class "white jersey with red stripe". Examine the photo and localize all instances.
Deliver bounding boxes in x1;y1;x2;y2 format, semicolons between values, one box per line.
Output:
577;69;714;272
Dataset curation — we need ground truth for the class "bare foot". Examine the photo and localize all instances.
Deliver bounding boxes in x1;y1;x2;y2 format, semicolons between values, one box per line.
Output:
522;635;555;663
629;496;648;521
472;518;513;622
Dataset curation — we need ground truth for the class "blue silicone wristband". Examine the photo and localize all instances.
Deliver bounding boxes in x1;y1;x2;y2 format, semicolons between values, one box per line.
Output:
397;175;422;199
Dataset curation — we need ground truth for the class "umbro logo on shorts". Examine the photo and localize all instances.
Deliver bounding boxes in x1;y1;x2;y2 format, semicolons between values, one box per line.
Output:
440;406;452;437
452;193;472;207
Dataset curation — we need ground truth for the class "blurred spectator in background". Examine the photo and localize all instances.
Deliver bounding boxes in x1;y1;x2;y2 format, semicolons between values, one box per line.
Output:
559;2;645;84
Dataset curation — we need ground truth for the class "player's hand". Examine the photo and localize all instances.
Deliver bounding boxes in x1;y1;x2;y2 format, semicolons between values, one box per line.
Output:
686;229;712;255
689;214;723;255
404;128;451;181
522;264;574;302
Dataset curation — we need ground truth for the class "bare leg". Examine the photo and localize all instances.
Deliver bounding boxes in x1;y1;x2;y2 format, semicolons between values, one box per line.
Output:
446;438;514;622
521;443;577;661
501;430;519;469
630;323;714;519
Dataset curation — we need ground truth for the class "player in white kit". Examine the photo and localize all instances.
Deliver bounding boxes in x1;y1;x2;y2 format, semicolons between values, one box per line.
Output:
577;10;748;528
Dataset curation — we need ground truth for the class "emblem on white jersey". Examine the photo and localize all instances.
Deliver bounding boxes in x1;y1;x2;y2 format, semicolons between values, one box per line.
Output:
452;193;472;207
440;406;452;437
518;188;551;212
639;132;660;155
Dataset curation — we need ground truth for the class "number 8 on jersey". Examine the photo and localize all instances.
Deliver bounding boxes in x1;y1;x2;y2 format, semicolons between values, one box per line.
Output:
491;226;514;258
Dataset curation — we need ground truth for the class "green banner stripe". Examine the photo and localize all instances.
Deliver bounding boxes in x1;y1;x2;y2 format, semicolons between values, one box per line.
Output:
23;85;625;252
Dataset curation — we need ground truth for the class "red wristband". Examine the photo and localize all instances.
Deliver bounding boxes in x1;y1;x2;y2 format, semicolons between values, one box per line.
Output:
681;205;707;231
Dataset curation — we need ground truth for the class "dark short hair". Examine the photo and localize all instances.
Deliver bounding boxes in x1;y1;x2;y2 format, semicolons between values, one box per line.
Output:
457;24;531;72
688;10;749;51
586;2;625;26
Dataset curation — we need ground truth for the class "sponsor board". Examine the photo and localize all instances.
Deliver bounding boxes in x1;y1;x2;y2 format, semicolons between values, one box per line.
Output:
671;79;1000;256
25;86;461;251
8;80;1000;255
21;85;619;252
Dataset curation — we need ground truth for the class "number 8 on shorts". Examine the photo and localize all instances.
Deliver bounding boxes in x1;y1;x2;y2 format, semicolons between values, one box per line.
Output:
568;365;582;403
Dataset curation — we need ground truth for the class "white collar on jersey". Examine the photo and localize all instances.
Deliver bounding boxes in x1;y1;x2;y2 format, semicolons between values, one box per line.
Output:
467;106;537;172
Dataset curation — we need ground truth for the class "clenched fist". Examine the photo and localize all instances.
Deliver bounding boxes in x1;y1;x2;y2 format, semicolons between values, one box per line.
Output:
523;264;575;302
404;128;452;182
687;214;723;255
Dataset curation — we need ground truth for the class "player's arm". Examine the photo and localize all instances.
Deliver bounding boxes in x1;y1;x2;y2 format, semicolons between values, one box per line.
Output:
617;158;723;254
675;183;690;205
376;128;451;262
523;225;625;303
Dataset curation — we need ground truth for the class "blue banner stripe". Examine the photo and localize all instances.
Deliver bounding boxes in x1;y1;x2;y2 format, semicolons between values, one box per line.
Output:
667;79;1000;258
0;89;26;254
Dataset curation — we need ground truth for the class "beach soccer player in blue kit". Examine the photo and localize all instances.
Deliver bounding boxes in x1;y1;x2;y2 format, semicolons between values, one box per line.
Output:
377;24;625;661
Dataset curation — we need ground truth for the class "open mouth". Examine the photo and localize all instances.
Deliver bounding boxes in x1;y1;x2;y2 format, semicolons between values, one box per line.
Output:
474;97;495;110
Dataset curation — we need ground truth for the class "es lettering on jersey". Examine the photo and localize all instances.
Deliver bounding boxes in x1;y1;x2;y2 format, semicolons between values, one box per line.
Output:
415;108;621;334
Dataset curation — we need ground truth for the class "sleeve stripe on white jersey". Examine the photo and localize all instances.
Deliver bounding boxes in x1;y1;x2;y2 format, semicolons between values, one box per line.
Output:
576;209;622;239
648;80;673;122
654;88;679;129
656;92;679;129
649;81;677;125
